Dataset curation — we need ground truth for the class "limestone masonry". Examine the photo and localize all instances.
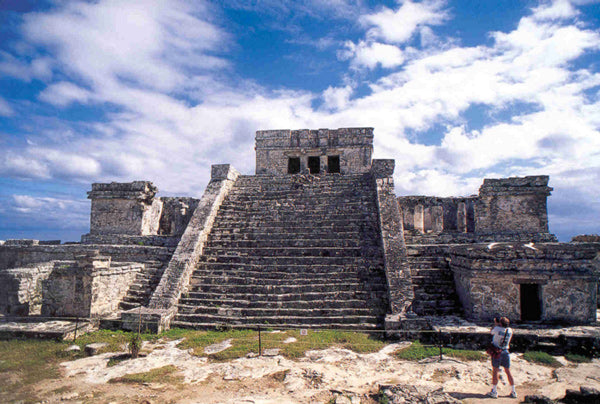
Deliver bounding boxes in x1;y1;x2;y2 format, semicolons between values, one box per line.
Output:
0;127;598;332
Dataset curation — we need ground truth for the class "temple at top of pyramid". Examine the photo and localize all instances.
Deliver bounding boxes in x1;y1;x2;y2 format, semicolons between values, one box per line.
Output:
255;127;374;175
0;127;598;335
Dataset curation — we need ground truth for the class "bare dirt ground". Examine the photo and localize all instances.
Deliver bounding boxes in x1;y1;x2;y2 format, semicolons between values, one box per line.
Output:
26;339;600;404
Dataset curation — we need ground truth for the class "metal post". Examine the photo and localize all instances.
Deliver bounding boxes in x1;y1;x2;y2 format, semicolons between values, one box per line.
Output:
439;330;443;360
138;305;142;335
73;315;79;341
258;326;262;356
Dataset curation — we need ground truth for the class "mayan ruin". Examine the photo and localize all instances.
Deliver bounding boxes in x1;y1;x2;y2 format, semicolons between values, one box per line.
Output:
1;127;598;337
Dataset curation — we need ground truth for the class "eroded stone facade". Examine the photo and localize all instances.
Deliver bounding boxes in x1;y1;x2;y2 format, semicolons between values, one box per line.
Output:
255;128;373;175
0;127;598;332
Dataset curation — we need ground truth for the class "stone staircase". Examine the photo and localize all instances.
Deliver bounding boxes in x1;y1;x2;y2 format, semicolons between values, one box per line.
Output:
172;174;389;329
119;259;171;310
406;245;462;316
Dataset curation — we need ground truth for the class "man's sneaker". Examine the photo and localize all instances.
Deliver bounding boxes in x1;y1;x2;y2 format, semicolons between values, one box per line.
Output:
487;391;498;398
510;391;518;398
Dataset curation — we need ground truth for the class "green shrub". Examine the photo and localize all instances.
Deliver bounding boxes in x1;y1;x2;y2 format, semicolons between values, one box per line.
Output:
129;333;142;358
522;351;562;367
565;353;592;363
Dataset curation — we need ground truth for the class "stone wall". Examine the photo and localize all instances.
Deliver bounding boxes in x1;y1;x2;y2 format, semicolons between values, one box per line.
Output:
41;255;141;317
0;243;174;271
0;255;141;318
475;176;552;234
372;159;414;316
158;197;200;236
255;128;373;175
0;262;53;316
450;242;599;323
87;181;162;236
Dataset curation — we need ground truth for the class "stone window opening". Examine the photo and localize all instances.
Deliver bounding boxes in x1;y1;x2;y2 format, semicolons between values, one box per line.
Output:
520;283;542;321
327;155;340;173
288;157;301;174
308;156;320;174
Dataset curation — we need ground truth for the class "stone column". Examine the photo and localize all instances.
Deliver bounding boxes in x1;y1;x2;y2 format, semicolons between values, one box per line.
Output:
414;205;424;233
431;205;444;233
457;202;467;233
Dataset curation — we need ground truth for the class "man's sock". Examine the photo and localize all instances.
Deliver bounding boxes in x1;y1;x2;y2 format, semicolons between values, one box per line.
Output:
510;385;516;393
492;385;497;393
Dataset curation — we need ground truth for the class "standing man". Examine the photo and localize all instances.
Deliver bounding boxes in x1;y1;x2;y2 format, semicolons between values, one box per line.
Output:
488;316;517;399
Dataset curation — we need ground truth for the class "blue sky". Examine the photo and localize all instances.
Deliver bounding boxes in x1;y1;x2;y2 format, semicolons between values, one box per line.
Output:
0;0;599;242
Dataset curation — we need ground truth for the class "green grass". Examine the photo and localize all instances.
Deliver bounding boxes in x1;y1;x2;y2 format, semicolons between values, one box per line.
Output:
394;341;486;361
108;365;183;384
522;351;562;367
0;339;73;402
174;328;386;361
565;353;592;363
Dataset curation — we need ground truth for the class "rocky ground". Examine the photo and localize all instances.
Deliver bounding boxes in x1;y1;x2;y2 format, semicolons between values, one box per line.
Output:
17;338;599;404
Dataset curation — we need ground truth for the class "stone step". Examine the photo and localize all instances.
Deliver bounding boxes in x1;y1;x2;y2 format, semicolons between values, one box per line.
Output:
198;255;381;266
183;290;384;302
190;274;384;286
217;201;375;212
173;313;383;326
204;238;366;248
214;210;377;219
220;202;376;212
211;220;379;229
192;267;385;279
225;195;375;204
119;301;143;310
178;297;386;309
202;246;365;258
412;299;459;309
413;290;458;300
176;305;383;318
171;320;381;331
411;267;453;276
208;230;364;242
187;282;387;294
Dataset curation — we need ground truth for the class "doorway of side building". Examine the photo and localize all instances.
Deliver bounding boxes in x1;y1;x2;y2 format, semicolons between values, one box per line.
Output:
308;156;320;174
520;283;542;321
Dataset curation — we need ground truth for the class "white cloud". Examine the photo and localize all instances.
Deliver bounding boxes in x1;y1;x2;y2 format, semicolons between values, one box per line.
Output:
9;195;89;229
0;0;599;240
322;85;353;110
0;96;14;116
38;82;93;107
362;0;448;44
532;0;578;21
340;41;404;69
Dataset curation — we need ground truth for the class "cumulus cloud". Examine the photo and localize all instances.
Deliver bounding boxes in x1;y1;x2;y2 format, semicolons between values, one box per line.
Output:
339;41;404;69
362;0;448;44
0;0;599;240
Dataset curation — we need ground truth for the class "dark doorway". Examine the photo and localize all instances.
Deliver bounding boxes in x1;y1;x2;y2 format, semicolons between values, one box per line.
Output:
327;155;340;173
520;283;542;321
288;157;300;174
308;156;320;174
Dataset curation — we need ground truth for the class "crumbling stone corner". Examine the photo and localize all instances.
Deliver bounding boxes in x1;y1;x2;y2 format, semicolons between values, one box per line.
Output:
372;159;414;325
124;164;240;332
